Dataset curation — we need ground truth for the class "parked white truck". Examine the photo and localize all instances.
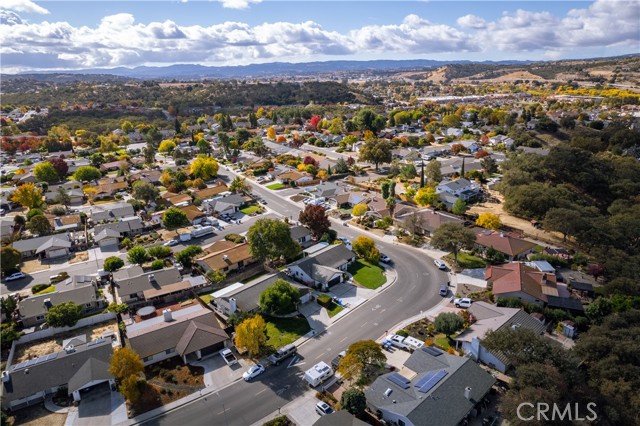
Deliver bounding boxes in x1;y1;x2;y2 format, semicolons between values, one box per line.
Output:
220;348;238;366
387;334;424;352
303;361;334;387
191;225;215;238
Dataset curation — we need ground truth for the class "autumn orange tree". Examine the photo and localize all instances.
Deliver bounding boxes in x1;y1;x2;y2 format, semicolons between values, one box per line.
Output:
267;126;276;141
235;314;267;358
109;347;144;382
476;212;502;230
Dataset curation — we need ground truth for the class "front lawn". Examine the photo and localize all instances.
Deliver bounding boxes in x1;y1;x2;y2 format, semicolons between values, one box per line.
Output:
240;205;261;215
434;333;453;351
34;285;55;295
266;183;287;190
198;294;212;304
347;259;386;289
445;252;487;269
265;316;311;349
326;302;344;318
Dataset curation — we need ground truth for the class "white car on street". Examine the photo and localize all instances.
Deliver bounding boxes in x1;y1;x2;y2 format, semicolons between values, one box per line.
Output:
242;364;265;381
4;272;26;281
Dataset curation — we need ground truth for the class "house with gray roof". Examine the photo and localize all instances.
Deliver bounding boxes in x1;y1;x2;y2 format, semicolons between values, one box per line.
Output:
93;216;143;238
17;275;105;327
12;233;71;259
201;193;246;215
365;347;495;426
286;244;355;291
289;225;313;247
112;265;205;305
210;272;312;317
127;304;229;365
454;302;546;373
89;204;135;223
2;339;114;410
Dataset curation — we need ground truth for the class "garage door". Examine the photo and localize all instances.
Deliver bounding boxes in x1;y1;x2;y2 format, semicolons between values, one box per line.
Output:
200;341;225;357
47;248;68;258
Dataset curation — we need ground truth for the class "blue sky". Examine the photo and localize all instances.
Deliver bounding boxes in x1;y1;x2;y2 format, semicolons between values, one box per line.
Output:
1;0;638;72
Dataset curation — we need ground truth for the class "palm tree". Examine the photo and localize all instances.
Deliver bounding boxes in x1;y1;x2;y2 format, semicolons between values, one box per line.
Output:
230;176;251;195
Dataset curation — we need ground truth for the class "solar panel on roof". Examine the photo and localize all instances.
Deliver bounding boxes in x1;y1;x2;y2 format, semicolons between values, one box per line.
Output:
386;373;410;389
422;347;443;356
414;370;438;388
418;370;448;393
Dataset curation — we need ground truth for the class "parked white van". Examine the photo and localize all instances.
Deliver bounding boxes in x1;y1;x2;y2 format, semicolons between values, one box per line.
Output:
303;361;333;387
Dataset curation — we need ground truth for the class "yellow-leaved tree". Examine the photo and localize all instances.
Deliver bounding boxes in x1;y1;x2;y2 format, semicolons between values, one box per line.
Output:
189;155;219;181
476;212;502;230
10;183;43;210
235;314;267;358
158;140;176;157
352;203;368;218
267;126;276;141
109;347;144;382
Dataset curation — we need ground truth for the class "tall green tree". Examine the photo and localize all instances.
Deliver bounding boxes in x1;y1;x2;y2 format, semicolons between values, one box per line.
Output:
27;215;53;236
46;302;83;327
341;388;367;416
1;247;22;274
162;207;190;229
434;312;464;337
103;256;124;272
247;219;300;263
73;166;102;182
425;159;442;183
358;139;392;171
259;279;300;315
132;181;159;204
430;222;476;265
127;246;148;265
34;161;59;183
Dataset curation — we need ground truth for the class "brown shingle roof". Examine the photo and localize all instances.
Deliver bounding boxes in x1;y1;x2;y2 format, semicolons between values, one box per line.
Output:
175;321;228;356
475;230;536;257
178;204;206;221
487;263;558;302
194;183;229;199
196;243;253;271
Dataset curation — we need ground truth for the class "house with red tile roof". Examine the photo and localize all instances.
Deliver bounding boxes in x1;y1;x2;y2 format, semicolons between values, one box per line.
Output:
475;230;536;261
486;263;558;305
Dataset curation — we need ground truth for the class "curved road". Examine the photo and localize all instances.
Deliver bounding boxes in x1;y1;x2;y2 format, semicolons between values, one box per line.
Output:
143;173;448;426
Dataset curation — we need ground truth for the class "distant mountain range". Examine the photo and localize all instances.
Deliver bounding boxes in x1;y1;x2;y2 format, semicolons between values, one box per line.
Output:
10;59;533;80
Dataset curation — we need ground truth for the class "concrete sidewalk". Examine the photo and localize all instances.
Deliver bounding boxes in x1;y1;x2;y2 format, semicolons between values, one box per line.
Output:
252;389;320;426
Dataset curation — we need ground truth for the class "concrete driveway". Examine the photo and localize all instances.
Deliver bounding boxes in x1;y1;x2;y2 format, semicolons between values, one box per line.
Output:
189;354;251;389
66;382;127;426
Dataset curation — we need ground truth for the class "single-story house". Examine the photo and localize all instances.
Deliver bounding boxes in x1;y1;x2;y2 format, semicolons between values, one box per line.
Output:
333;192;368;209
195;242;257;276
287;243;355;291
202;194;246;215
177;205;207;225
162;192;193;207
393;207;463;236
210;273;312;317
1;339;114;410
127;304;229;365
193;181;229;200
113;265;198;305
488;135;514;148
90;204;135;223
309;182;343;199
93;216;143;238
475;230;537;261
276;170;314;185
542;247;571;261
47;214;83;232
94;181;129;199
290;225;313;247
449;140;480;153
129;170;162;185
99;161;128;172
454;302;546;373
17;275;104;327
94;228;121;249
44;188;84;205
487;263;559;306
12;233;72;259
365;346;495;426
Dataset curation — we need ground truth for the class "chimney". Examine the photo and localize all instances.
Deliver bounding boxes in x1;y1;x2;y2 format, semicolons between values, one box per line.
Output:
2;371;9;382
499;232;505;238
44;298;52;310
464;387;472;400
223;255;229;261
148;274;156;284
64;345;75;354
229;298;237;314
163;309;173;322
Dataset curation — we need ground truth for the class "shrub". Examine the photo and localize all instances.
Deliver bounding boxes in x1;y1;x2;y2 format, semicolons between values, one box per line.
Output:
151;260;164;270
316;294;332;308
396;329;409;337
224;233;246;244
31;283;51;294
147;245;172;259
51;206;66;216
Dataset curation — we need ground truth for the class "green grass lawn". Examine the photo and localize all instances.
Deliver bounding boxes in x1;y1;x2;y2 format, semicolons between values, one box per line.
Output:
34;285;55;295
265;316;311;349
445;252;487;269
347;259;386;289
266;183;287;190
434;333;452;350
240;205;260;215
326;302;344;318
199;294;212;304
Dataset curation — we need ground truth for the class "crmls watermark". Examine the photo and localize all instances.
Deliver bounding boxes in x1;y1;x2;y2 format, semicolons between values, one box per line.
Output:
517;402;597;422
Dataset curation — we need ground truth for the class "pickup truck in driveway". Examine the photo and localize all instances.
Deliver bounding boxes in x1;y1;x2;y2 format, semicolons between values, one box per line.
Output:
220;348;238;366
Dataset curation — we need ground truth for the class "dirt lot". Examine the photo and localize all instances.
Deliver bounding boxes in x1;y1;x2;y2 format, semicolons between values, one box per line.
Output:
19;260;49;274
13;321;117;363
469;189;565;246
68;251;89;264
7;403;66;426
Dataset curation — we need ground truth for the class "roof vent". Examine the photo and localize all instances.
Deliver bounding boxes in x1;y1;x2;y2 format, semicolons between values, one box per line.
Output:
24;369;29;375
511;323;521;330
65;344;76;354
223;255;229;261
163;309;173;322
464;386;472;400
384;388;392;397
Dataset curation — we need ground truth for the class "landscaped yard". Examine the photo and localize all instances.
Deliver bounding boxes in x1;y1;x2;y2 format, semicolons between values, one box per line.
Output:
434;333;453;351
34;285;55;295
445;252;487;269
266;183;287;190
265;315;311;349
347;259;386;289
240;205;261;215
326;302;344;318
198;294;211;304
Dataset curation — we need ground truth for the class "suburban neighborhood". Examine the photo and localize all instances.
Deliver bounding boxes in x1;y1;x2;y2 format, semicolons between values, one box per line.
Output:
1;5;639;425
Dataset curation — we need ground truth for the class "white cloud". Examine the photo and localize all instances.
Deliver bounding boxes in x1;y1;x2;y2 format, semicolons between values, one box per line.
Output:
0;0;638;72
456;14;486;29
2;0;48;14
219;0;262;10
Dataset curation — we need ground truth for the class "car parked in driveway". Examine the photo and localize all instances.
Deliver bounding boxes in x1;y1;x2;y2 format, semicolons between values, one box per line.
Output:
315;401;334;416
242;364;265;381
163;239;178;247
4;272;26;281
454;297;472;308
